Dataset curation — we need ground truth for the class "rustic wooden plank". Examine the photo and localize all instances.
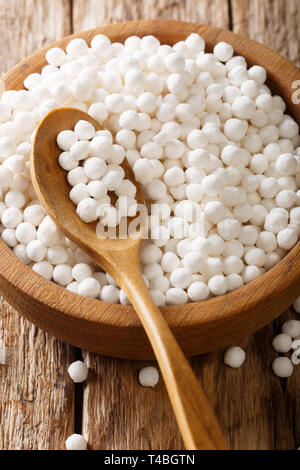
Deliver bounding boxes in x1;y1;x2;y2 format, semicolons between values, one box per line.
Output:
231;0;300;67
0;0;75;450
72;0;230;32
0;0;72;75
82;352;183;450
0;300;75;449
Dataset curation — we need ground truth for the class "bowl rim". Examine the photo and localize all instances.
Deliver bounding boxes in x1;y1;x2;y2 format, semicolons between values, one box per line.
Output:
1;19;300;332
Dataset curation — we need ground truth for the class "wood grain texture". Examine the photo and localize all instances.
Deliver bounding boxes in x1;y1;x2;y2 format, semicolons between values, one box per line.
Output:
231;0;300;67
72;0;230;32
0;300;75;449
0;0;75;451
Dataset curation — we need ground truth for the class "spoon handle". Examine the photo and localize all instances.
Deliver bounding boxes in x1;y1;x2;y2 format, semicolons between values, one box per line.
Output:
121;267;228;450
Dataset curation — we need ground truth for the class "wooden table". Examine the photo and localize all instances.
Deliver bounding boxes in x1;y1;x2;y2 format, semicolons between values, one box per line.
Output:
0;0;299;450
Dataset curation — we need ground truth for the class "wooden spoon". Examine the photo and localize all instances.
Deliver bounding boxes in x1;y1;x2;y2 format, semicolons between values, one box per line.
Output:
31;107;228;450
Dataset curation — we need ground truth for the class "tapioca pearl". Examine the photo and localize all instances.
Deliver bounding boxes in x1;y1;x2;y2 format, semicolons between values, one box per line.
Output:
278;176;297;192
204;201;228;224
3;154;25;175
221;144;246;168
256;231;277;253
227;273;244;292
279;117;299;140
217;218;241;241
15;222;36;245
259;125;280;146
187;281;209;301
160;251;180;272
242;265;262;283
264;208;289;233
238;226;259;246
149;290;166;307
264;251;281;271
140;243;162;264
201;175;221;197
143;262;164;281
220;186;247;207
31;261;53;280
272;333;293;353
275;190;297;209
187;129;208;150
69;140;90;161
56;129;78;151
67;167;88;187
26;240;47;262
232;96;256;120
4;191;26;209
71;263;93;282
228;66;249;87
183;251;205;272
272;357;294;378
232;203;252;224
281;319;300;339
202;257;223;279
249;153;268;174
207;234;225;257
0;136;17;160
99;206;120;228
58;151;78;171
279;139;294;155
224;119;248;141
2;228;17;247
244;248;266;267
185;33;205;52
52;264;73;287
275;153;298;176
78;277;101;299
208;275;228;296
151;225;170;248
13;243;31;264
149;274;170;293
258;177;280;199
2;208;23;228
46;244;69;265
102;166;125;191
100;284;120;303
290;207;300;225
223;256;244;275
189;237;210;258
89;136;113;161
115;129;136;150
86;102;108;122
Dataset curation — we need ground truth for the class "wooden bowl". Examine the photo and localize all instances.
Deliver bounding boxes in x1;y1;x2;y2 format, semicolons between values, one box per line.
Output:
1;20;300;360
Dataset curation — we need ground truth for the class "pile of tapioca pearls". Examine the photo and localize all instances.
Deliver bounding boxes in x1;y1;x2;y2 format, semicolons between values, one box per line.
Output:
0;32;300;306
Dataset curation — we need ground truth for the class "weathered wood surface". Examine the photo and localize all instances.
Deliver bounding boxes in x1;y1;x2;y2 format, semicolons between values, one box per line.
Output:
0;0;299;450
